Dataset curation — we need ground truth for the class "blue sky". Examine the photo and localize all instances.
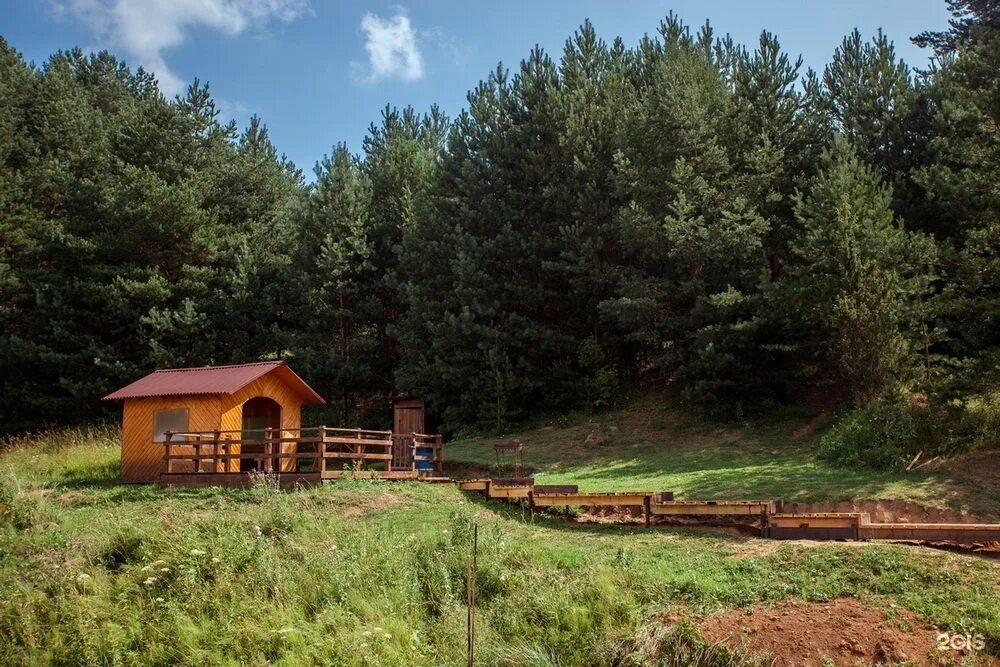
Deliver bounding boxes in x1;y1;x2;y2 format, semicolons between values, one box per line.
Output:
5;1;952;176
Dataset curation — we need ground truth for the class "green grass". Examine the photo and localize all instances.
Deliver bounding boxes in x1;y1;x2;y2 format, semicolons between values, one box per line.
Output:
446;394;1000;519
1;408;1000;665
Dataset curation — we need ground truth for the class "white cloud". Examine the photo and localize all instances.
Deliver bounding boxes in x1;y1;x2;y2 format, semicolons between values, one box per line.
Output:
355;9;424;83
54;0;310;96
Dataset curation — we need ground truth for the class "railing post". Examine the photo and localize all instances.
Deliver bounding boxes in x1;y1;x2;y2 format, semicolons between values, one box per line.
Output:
318;425;326;475
266;427;274;472
436;434;444;473
164;432;173;474
212;429;220;473
193;434;201;473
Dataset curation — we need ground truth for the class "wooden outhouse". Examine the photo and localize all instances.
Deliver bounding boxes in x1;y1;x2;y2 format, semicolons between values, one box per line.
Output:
391;398;426;469
103;362;325;483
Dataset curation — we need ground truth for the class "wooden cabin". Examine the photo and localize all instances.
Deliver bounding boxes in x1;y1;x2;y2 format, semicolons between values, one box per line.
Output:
103;361;325;483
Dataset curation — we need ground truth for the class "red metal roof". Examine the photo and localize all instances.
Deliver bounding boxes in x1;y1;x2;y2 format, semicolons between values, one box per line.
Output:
102;361;325;404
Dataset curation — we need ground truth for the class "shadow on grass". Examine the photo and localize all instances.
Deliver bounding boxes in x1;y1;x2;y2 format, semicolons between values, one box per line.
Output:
51;460;123;490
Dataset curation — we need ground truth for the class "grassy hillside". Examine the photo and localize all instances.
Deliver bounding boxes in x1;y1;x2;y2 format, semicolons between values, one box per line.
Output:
1;406;999;665
448;395;1000;520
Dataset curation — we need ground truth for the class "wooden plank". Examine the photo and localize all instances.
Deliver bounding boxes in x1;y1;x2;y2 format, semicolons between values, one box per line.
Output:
320;470;419;480
533;485;579;495
768;526;860;540
487;485;532;499
651;500;776;516
159;472;322;488
861;523;1000;543
320;452;393;460
767;512;863;540
491;477;535;487
457;479;489;491
531;492;651;507
165;451;334;461
768;513;864;528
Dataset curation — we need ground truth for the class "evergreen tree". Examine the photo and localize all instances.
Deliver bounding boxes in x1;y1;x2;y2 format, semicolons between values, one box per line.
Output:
783;138;927;402
293;145;372;421
912;0;1000;390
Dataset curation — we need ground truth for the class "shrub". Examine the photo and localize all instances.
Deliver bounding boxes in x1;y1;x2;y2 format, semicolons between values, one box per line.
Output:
957;390;1000;450
818;396;931;470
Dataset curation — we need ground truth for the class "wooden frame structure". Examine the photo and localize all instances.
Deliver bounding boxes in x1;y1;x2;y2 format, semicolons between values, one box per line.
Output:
412;433;444;474
161;427;446;486
458;478;1000;544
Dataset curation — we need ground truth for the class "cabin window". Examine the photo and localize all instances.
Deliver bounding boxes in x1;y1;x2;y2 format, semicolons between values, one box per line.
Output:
153;408;189;442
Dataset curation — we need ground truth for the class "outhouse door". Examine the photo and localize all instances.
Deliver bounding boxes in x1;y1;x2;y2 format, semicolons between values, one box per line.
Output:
392;400;425;470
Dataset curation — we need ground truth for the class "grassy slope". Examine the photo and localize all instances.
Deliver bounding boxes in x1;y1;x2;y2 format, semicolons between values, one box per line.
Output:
447;393;1000;519
0;408;998;665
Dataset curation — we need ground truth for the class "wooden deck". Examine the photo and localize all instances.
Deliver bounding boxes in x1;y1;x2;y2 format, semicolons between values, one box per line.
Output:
159;426;445;486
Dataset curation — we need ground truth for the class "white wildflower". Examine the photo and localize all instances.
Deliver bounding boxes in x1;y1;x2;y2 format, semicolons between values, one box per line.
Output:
190;549;206;556
253;525;263;537
143;577;157;586
75;573;91;582
373;627;383;634
160;567;170;573
155;597;164;602
211;557;220;564
141;565;152;572
363;630;372;637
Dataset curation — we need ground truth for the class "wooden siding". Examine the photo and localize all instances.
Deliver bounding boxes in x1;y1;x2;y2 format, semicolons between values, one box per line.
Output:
121;396;222;483
220;373;304;473
391;400;425;469
119;369;305;482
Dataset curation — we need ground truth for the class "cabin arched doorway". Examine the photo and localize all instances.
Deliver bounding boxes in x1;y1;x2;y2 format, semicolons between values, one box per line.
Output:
241;397;282;472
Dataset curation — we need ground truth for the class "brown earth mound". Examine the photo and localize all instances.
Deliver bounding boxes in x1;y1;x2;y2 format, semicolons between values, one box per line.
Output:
700;598;993;666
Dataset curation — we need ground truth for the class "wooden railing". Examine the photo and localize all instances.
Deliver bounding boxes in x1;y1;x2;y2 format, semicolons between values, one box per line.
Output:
162;426;393;475
411;433;444;474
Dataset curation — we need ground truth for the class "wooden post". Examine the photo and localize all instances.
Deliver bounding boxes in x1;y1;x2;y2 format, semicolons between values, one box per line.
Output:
164;432;173;474
193;435;201;473
318;425;326;475
212;429;220;473
265;427;273;472
643;495;652;528
466;522;478;667
356;428;362;471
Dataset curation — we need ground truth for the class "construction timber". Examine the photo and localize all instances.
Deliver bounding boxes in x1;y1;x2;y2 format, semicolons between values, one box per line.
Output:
458;478;1000;546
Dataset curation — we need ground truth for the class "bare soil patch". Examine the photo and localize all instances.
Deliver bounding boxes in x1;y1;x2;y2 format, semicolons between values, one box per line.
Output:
335;492;406;518
699;598;987;666
790;409;833;441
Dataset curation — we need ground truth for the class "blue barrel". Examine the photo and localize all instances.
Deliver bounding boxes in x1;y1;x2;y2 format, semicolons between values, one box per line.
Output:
414;447;435;471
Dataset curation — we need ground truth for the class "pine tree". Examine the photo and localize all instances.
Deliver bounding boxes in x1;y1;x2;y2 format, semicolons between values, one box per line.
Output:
783;138;924;402
293;145;372;421
911;0;1000;390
